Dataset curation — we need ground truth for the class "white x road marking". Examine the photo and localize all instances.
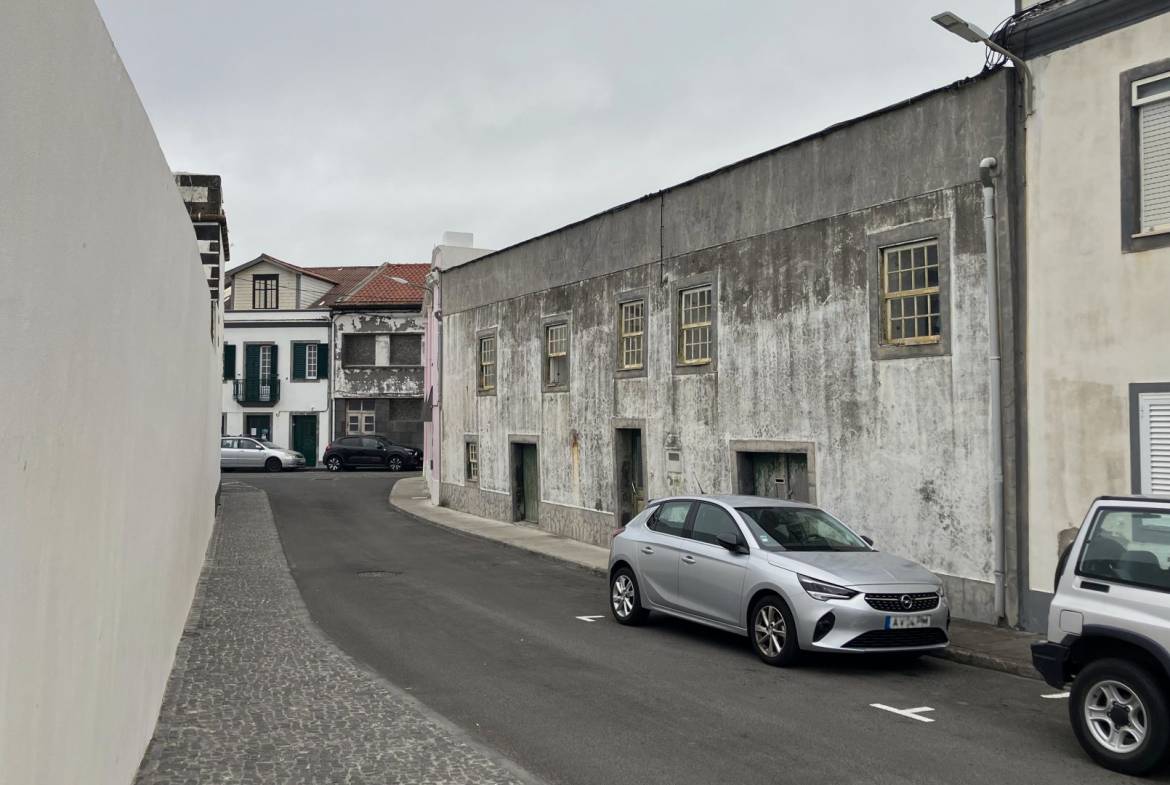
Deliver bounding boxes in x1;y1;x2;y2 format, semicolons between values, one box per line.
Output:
870;704;936;723
576;615;605;622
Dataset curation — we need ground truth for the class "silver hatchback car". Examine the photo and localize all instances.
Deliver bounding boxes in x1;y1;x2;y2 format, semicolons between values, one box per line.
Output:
609;495;949;665
220;436;306;472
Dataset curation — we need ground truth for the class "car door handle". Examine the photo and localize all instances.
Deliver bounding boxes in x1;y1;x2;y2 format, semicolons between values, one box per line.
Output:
641;546;654;554
1080;581;1110;593
681;555;696;564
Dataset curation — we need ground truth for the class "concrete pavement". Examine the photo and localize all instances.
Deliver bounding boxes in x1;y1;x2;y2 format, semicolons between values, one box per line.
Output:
134;478;540;785
389;475;1043;679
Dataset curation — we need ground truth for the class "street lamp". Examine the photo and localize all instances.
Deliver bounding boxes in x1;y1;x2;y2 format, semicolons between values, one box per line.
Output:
932;11;1033;115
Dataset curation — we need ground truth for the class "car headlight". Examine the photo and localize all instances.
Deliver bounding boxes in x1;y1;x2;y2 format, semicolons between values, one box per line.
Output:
937;582;947;600
798;574;858;601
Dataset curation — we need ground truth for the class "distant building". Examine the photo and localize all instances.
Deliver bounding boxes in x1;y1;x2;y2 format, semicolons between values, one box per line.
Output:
222;255;427;465
330;263;429;448
174;172;229;303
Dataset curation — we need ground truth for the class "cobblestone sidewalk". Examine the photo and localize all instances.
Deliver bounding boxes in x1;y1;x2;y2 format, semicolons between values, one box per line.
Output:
135;481;539;785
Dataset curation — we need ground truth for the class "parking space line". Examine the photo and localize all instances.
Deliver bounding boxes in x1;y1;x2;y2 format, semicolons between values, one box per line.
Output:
870;704;936;723
1041;692;1070;699
575;615;605;622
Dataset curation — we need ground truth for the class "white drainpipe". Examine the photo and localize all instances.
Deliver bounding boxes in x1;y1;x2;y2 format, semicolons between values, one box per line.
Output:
980;156;1005;624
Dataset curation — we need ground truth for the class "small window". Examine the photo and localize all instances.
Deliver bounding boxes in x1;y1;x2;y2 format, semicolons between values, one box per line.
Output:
619;300;645;370
221;438;236;449
252;274;278;309
478;336;497;392
649;501;691;537
346;399;376;434
305;343;318;379
690;503;743;547
343;334;376;367
1077;509;1170;593
881;241;941;345
1133;71;1170;234
678;286;712;365
466;441;479;482
545;323;569;390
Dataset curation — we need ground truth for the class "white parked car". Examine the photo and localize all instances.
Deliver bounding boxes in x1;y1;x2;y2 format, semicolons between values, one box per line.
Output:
1032;495;1170;776
220;436;305;472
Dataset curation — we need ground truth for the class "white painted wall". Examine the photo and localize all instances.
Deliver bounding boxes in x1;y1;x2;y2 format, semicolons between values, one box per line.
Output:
0;3;220;783
1025;15;1170;591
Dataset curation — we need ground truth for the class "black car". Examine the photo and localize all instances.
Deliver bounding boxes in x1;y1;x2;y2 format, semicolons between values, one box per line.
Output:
322;435;421;472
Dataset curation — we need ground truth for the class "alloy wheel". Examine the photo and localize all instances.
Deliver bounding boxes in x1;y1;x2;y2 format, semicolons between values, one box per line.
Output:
389;456;403;471
754;605;787;658
1085;680;1148;754
326;457;342;472
612;574;635;619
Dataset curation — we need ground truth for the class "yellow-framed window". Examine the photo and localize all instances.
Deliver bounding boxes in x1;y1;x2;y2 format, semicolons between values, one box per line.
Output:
678;286;712;364
882;241;940;345
619;300;645;369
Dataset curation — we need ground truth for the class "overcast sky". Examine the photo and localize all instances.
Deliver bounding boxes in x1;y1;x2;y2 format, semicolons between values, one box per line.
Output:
95;0;1011;268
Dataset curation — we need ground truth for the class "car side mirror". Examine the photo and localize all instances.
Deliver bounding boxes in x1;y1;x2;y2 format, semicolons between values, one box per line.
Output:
862;535;874;547
716;533;748;554
377;444;386;450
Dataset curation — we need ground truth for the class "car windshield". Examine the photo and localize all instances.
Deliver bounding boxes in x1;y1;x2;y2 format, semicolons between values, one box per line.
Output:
736;507;870;552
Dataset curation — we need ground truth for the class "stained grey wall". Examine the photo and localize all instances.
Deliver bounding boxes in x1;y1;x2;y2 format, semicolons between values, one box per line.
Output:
439;70;1015;623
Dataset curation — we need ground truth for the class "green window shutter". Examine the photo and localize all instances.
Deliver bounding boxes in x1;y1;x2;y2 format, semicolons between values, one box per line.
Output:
317;343;329;379
223;343;236;380
292;343;307;380
270;344;279;380
245;344;260;379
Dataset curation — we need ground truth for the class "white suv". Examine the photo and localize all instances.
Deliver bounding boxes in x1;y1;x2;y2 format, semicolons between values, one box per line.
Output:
1032;496;1170;776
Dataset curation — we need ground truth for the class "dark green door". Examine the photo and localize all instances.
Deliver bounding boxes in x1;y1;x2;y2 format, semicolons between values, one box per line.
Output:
291;415;318;467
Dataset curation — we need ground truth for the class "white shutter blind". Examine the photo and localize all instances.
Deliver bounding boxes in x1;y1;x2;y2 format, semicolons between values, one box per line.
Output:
1140;393;1170;496
1139;99;1170;232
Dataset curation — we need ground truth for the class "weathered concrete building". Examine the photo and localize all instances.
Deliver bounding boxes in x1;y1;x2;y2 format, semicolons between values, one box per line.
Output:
435;69;1019;624
1002;0;1170;627
330;263;428;447
174;171;229;304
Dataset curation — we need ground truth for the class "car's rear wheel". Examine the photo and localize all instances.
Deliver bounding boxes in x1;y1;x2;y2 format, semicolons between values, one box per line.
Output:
264;457;282;473
1070;658;1170;775
609;567;648;625
325;456;344;472
387;455;403;472
750;595;801;666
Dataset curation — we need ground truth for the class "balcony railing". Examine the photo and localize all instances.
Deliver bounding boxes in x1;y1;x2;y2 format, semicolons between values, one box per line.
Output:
233;375;280;405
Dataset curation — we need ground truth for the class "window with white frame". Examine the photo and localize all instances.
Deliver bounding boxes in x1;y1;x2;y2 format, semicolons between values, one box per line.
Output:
678;285;713;365
466;441;479;482
619;299;645;370
478;336;496;392
347;399;376;434
305;343;318;380
1133;70;1170;234
882;240;941;345
545;322;568;389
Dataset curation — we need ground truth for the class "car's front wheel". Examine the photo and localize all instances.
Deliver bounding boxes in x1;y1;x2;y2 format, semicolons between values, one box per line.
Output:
264;457;282;473
325;456;344;472
750;595;801;666
609;567;648;625
1070;658;1170;776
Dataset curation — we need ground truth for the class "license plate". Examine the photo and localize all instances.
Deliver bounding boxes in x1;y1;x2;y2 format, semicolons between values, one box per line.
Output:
885;615;931;630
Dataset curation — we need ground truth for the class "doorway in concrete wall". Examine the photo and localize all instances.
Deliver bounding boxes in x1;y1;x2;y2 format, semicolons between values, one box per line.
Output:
736;451;810;502
615;428;646;525
511;443;540;523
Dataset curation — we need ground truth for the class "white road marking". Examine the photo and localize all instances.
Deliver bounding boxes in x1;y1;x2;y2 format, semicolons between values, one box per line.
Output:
576;615;605;622
1041;692;1070;699
870;704;936;723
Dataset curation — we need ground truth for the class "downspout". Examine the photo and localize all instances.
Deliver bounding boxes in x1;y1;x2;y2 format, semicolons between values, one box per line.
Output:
981;157;1005;624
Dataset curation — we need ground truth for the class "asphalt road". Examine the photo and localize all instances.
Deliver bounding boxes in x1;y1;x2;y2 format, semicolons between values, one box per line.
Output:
238;471;1168;785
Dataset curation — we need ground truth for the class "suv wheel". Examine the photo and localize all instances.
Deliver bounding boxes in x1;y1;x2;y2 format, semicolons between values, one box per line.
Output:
750;596;801;666
325;456;344;472
387;455;403;472
609;567;648;625
1070;658;1170;775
